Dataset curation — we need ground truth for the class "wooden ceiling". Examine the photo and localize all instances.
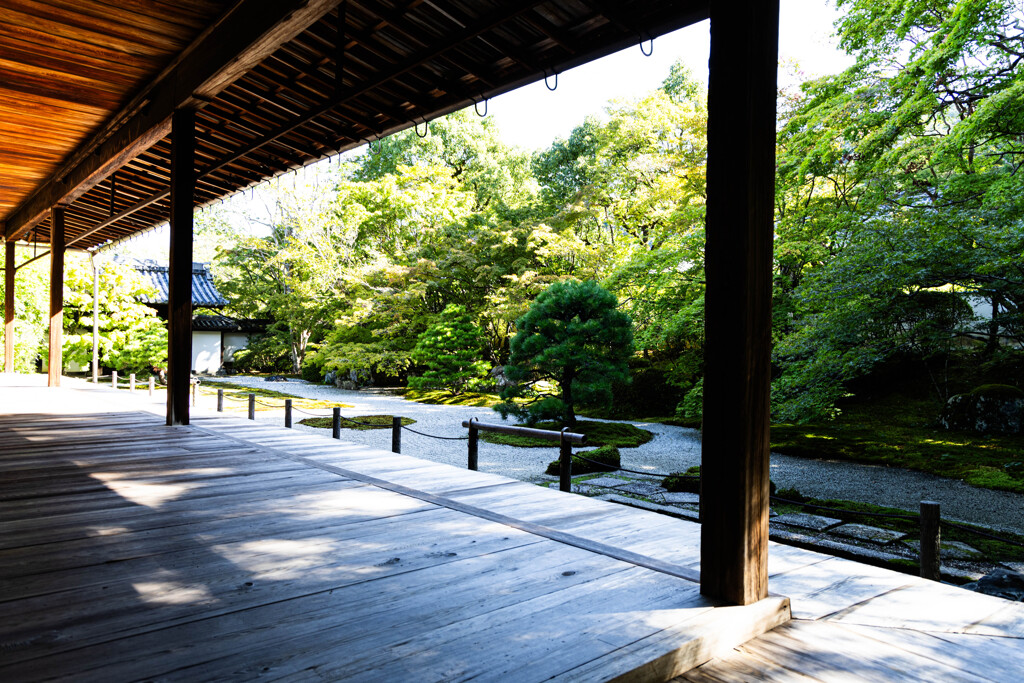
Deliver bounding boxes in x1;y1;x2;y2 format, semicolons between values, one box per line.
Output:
1;0;710;251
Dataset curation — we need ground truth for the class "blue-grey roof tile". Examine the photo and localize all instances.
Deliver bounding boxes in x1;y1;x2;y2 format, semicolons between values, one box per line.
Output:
131;259;229;307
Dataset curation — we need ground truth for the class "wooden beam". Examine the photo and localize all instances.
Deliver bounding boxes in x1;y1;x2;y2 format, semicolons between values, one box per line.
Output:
4;239;13;373
65;189;170;249
700;0;779;606
48;207;65;388
167;109;195;426
4;0;342;241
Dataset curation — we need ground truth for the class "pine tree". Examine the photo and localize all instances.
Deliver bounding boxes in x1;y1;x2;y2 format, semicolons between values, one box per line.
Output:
497;280;633;426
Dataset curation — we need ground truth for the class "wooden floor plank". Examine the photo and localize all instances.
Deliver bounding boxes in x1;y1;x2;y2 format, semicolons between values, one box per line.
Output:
17;377;1021;682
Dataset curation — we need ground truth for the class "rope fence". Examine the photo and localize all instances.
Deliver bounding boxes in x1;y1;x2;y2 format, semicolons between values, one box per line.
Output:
116;381;1024;573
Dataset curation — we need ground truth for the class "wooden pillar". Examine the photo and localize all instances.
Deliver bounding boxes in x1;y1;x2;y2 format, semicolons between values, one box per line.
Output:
48;207;65;387
4;239;14;373
167;108;195;426
91;253;99;382
700;0;779;605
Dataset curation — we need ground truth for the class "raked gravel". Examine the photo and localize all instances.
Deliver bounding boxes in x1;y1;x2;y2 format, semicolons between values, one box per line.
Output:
204;376;1024;536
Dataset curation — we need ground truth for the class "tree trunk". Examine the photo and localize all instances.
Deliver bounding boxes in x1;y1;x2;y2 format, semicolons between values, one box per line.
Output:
986;292;1001;355
561;370;575;427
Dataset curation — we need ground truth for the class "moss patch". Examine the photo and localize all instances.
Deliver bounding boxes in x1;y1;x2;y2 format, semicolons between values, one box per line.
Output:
771;491;1024;563
770;392;1024;494
545;444;621;475
480;420;654;448
298;415;416;431
662;466;702;493
198;381;352;411
401;389;505;407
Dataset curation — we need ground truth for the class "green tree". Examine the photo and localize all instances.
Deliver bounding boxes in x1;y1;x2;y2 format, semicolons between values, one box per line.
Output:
62;256;167;375
0;246;49;372
215;170;351;372
496;280;634;426
771;0;1024;419
408;304;489;395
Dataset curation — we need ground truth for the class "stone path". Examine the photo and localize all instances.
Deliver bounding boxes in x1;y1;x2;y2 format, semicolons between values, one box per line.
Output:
551;471;1022;590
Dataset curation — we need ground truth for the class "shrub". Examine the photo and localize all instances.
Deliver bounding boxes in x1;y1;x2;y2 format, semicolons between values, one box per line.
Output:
300;360;323;383
408;304;489;395
662;466;701;493
545;444;620;475
676;377;703;422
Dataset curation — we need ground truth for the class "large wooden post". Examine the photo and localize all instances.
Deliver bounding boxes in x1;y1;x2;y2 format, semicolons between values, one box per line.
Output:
167;108;195;426
700;0;779;605
48;207;66;387
4;239;14;373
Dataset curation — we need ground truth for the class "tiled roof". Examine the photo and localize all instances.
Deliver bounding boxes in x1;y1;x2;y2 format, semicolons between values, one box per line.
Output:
192;315;270;332
131;259;229;308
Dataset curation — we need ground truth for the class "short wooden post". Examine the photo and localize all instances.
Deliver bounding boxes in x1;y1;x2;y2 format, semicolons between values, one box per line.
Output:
332;407;341;439
111;370;118;390
148;376;155;396
559;429;572;492
392;416;402;453
248;393;255;420
285;399;292;428
217;389;224;412
467;419;478;470
129;373;136;393
920;501;941;581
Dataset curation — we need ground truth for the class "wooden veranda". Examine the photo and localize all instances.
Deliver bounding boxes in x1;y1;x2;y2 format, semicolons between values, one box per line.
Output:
1;0;776;609
4;377;1023;681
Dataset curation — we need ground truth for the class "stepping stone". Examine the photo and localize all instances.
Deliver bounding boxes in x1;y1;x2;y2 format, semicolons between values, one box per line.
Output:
901;539;983;559
581;476;631;489
771;513;842;531
547;483;592;494
616;481;664;497
832;523;905;543
598;494;700;521
662;492;700;505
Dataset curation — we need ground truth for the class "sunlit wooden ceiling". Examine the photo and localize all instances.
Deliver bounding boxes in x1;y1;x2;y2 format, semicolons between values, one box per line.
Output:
1;0;710;251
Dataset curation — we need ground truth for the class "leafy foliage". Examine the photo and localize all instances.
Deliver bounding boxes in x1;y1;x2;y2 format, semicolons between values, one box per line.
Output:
771;0;1024;420
63;258;167;375
408;304;489;395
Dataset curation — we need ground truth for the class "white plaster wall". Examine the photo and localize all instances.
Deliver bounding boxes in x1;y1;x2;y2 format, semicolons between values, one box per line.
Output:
223;332;249;362
192;331;222;374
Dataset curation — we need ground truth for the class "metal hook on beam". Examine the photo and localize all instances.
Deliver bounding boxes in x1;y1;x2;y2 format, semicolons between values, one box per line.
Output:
474;97;488;117
544;70;558;91
640;35;654;57
414;120;429;138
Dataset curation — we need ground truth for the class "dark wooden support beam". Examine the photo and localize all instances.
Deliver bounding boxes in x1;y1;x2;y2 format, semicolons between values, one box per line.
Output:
4;0;342;242
167;109;195;426
700;0;779;606
48;207;66;387
4;239;14;373
109;172;117;216
335;1;346;97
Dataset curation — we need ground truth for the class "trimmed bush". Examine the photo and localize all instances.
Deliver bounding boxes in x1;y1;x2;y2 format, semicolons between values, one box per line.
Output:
545;444;620;475
662;466;701;493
